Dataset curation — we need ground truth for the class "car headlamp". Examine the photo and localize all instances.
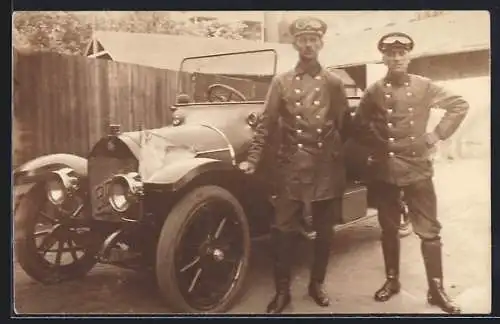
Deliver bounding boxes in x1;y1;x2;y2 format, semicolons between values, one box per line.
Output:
172;114;185;126
108;172;143;213
46;167;79;205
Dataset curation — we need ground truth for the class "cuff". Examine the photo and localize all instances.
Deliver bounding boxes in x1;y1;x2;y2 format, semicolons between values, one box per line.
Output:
425;131;441;146
246;155;259;166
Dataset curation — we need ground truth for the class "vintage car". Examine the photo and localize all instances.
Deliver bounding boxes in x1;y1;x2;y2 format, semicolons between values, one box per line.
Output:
13;49;411;314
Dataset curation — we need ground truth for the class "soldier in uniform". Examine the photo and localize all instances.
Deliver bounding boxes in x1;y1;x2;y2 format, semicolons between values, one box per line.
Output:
239;17;349;313
350;32;469;314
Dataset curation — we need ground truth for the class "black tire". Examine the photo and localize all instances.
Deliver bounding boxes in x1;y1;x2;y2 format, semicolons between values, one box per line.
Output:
14;184;100;284
156;185;251;313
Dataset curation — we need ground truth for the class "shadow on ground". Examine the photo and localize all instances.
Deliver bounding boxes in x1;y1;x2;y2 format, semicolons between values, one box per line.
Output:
14;218;382;315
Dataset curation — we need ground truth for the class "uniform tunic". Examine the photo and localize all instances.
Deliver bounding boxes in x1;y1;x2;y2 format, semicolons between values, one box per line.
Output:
247;62;349;214
351;73;469;186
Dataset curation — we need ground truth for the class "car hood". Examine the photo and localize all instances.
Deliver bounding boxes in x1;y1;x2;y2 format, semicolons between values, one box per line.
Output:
115;122;252;180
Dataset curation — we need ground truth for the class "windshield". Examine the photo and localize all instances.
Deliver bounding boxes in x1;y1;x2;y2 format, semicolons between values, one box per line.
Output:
176;49;277;104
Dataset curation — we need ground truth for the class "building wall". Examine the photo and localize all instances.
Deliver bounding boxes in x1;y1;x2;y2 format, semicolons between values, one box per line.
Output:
412;50;490;159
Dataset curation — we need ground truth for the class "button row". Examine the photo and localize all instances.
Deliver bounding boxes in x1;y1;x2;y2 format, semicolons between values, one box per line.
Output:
384;91;413;99
295;114;322;119
387;151;416;157
387;120;415;127
297;142;323;148
294;87;320;92
387;136;417;142
384;81;410;88
295;75;323;81
295;100;321;106
387;107;413;113
296;128;323;134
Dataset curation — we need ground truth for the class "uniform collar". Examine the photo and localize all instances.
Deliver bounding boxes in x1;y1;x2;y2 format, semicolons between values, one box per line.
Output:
384;72;410;87
295;60;323;77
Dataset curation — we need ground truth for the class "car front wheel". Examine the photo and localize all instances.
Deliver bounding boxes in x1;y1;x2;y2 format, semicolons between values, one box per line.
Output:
14;184;101;284
156;185;251;313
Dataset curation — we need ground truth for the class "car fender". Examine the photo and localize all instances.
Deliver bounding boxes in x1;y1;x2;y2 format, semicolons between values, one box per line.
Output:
13;153;88;186
144;157;236;192
12;154;88;214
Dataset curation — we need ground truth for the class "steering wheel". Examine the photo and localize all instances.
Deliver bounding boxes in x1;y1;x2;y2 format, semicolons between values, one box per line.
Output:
206;84;247;102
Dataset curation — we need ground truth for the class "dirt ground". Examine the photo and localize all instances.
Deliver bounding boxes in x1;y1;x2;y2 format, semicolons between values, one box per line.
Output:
12;158;491;315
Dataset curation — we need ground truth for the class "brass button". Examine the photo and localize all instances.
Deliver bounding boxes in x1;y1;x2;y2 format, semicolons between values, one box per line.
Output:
297;129;303;134
404;82;410;87
296;115;302;120
389;137;395;142
385;94;391;98
412;151;416;156
313;100;320;105
294;89;301;94
315;87;320;92
410;120;414;126
387;109;393;114
389;152;395;157
385;83;392;88
316;115;321;119
317;128;322;134
350;111;356;117
295;76;301;81
318;142;323;148
295;101;301;106
388;122;393;128
410;136;416;141
298;143;303;148
408;107;414;112
315;75;322;80
406;92;412;96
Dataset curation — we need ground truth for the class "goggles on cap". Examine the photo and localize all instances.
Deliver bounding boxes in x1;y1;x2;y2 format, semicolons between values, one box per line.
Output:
295;19;323;30
380;35;413;46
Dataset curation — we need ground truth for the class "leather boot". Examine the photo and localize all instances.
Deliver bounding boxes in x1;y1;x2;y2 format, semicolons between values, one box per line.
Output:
266;230;292;314
421;239;461;314
309;227;332;307
308;282;330;307
374;233;401;302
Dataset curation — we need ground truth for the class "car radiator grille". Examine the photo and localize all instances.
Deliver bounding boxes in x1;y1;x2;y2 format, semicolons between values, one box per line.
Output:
88;156;138;221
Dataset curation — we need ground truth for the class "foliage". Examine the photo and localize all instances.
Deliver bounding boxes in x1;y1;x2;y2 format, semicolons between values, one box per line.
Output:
13;11;93;55
12;11;254;55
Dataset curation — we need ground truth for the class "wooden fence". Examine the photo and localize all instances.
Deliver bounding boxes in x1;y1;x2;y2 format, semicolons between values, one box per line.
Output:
13;50;178;167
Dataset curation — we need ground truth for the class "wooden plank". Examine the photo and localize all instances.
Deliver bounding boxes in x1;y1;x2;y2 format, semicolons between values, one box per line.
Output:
129;65;137;131
128;65;134;132
145;67;155;129
80;56;91;155
88;58;102;146
135;65;147;130
57;54;68;154
67;54;78;155
107;60;118;127
98;59;110;138
40;53;50;156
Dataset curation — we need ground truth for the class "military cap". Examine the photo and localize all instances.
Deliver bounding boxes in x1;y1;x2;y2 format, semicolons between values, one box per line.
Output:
289;17;328;38
377;32;414;53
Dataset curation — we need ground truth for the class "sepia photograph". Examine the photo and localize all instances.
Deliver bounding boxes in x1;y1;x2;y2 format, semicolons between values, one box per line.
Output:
12;10;491;315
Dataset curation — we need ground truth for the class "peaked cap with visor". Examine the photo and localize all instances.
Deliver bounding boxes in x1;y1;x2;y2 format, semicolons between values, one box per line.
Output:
289;17;328;38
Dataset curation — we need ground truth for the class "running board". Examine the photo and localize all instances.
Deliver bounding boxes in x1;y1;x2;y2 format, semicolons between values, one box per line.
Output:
251;208;378;243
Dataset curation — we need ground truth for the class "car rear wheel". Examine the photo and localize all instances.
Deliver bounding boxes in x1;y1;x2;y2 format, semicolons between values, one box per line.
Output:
156;185;251;313
14;184;101;284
